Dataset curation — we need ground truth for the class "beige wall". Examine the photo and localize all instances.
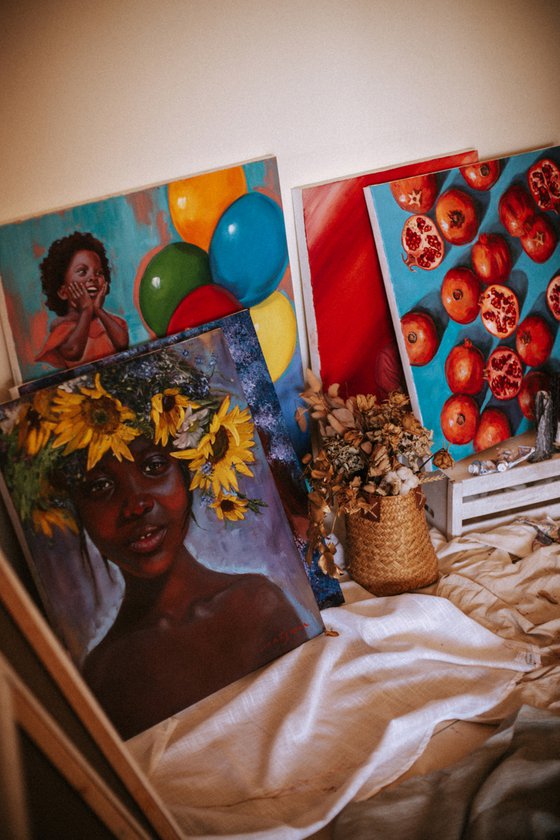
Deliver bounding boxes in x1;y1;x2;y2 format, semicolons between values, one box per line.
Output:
0;0;559;399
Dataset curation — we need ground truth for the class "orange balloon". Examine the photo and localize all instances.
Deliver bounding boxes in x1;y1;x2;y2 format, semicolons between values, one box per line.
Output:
168;166;247;251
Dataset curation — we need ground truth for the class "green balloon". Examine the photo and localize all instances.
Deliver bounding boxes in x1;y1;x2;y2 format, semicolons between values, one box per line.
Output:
139;242;212;335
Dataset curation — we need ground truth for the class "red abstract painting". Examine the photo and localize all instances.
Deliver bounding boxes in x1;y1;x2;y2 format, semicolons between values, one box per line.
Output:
293;150;478;398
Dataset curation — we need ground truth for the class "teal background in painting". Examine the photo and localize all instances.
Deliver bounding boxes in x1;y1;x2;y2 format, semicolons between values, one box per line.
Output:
0;185;169;353
368;146;560;461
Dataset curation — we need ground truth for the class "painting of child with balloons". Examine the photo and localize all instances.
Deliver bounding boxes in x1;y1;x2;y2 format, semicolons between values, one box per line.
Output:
0;156;306;454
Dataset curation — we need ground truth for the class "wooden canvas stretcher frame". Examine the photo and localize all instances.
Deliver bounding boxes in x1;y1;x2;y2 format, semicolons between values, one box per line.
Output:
0;654;156;839
0;537;183;839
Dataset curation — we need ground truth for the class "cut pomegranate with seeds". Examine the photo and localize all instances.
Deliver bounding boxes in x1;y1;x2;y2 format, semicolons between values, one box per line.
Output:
546;274;560;321
479;284;520;338
527;157;560;213
401;214;445;271
484;347;523;401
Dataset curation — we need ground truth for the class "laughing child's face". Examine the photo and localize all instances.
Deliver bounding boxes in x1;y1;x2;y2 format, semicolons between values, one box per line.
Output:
57;249;106;308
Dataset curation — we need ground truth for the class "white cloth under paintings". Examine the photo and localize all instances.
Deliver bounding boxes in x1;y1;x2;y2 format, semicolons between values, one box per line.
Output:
127;578;541;840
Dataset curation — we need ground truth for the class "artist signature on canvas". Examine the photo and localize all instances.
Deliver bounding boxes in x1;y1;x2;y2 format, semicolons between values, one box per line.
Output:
259;622;310;653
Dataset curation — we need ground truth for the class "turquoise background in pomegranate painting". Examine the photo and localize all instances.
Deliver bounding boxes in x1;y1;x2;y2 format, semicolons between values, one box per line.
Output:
0;157;308;457
366;145;560;462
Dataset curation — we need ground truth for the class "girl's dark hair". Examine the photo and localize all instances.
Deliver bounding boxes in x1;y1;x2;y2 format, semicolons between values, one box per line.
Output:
40;231;112;316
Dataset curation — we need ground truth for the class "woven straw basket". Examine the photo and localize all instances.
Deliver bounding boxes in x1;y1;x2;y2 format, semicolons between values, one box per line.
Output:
344;488;438;596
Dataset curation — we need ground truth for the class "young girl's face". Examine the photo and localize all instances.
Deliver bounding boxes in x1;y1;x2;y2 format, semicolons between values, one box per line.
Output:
58;250;105;308
75;436;191;579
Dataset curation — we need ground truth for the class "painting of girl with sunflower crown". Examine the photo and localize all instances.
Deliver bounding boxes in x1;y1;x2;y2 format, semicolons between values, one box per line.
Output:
0;330;323;739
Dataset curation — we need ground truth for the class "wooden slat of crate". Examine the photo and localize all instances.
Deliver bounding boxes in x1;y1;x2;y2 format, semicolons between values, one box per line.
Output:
462;474;560;517
459;499;560;536
424;431;560;539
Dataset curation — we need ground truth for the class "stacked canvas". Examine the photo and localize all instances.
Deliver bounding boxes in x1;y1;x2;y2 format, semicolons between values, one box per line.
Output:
292;149;478;397
0;158;346;739
0;156;308;456
2;143;559;740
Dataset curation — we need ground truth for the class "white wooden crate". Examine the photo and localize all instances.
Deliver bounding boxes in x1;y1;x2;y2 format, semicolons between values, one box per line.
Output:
423;431;560;539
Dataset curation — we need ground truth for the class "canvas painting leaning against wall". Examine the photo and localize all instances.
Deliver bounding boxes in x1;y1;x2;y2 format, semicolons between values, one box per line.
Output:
292;150;478;398
365;145;560;462
0;156;307;456
0;330;324;739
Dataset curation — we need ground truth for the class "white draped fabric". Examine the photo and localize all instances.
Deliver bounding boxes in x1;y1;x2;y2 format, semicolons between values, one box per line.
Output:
127;519;560;839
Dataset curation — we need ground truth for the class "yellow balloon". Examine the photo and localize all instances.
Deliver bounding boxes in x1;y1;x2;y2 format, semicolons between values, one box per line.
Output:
168;166;247;251
250;291;296;382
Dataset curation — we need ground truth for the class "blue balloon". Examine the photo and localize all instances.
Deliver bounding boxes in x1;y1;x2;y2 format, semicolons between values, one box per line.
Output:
209;192;288;308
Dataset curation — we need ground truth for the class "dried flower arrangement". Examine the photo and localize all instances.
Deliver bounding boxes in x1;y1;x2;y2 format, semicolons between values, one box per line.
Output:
298;371;453;577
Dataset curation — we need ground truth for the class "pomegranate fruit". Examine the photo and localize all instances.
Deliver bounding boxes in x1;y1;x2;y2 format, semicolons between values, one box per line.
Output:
471;233;511;283
527;157;560;213
473;408;511;453
479;284;520;338
373;339;405;395
460;160;501;191
400;311;439;365
517;370;552;420
390;174;438;214
498;183;534;237
440;394;479;445
546;273;560;321
484;347;523;401
444;339;485;394
520;214;557;263
435;188;479;245
515;314;554;367
440;267;481;323
401;215;445;271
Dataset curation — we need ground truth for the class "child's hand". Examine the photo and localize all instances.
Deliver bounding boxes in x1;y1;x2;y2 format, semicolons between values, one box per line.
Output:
67;280;94;311
92;281;108;313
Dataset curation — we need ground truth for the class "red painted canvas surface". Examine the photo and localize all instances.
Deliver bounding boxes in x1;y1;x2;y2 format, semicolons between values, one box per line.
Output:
293;150;478;398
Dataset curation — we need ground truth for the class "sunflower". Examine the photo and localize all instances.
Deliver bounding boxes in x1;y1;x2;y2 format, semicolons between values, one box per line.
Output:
17;390;59;455
51;373;141;471
32;506;78;538
210;492;249;522
173;395;256;496
151;389;197;447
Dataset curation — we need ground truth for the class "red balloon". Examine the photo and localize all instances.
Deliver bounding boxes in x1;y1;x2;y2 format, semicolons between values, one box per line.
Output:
166;284;242;334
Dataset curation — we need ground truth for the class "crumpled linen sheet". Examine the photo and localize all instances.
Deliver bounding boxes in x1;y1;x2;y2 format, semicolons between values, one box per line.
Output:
333;703;560;839
431;519;560;713
127;567;543;840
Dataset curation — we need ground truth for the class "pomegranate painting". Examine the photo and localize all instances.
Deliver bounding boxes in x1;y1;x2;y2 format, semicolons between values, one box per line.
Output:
365;143;560;460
